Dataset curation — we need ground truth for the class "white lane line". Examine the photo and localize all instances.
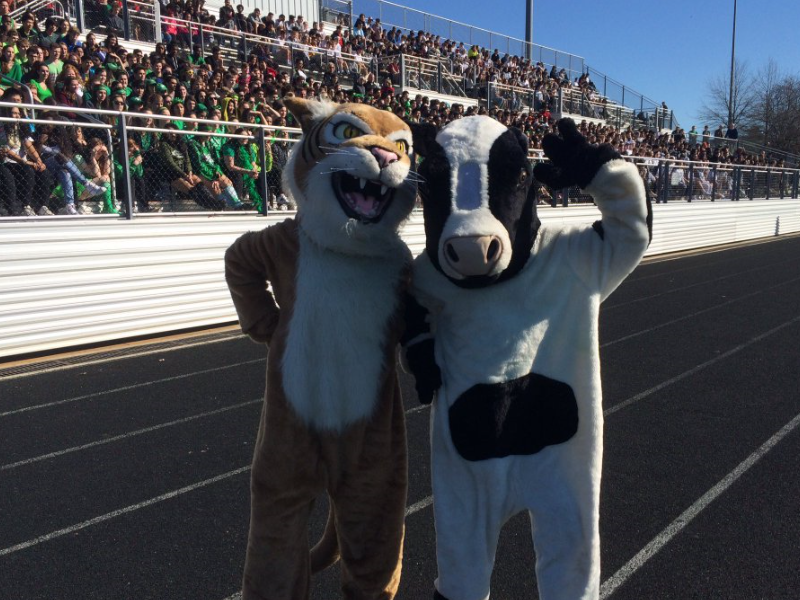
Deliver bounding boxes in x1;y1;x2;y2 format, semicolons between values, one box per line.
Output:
629;235;800;281
0;333;246;381
600;409;800;599
0;465;252;558
601;273;800;349
0;359;264;418
406;495;433;517
604;256;798;312
0;399;261;472
215;488;435;600
403;316;800;530
406;404;431;416
605;314;800;417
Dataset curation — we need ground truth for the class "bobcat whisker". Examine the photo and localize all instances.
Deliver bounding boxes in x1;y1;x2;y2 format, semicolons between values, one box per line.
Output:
319;168;358;175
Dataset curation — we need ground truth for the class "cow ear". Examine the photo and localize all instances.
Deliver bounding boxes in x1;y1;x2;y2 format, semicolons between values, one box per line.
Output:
509;126;530;154
407;121;440;158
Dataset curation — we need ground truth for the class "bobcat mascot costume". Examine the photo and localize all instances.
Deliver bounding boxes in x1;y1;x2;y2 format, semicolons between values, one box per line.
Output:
225;98;417;600
404;117;652;600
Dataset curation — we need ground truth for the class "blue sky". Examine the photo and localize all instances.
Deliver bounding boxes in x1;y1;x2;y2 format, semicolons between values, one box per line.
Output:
353;0;799;129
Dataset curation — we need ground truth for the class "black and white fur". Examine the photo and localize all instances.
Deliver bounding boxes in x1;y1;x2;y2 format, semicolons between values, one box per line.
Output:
406;117;651;600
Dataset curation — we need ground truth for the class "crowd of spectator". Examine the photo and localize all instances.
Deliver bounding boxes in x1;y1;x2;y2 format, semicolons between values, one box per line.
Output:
0;1;793;216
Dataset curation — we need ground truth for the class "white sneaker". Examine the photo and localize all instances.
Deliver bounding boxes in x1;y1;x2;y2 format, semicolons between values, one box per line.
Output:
37;206;54;216
58;204;78;215
21;205;37;217
77;204;94;215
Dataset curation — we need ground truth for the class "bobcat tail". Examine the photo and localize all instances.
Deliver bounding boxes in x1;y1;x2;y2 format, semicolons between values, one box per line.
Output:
310;503;340;573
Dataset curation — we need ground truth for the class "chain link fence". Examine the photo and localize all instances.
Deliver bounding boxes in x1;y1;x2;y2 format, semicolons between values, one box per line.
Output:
121;116;298;214
0;101;300;218
2;101;800;219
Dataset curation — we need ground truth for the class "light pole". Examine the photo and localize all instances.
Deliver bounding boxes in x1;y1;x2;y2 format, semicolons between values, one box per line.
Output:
525;0;534;61
728;0;737;129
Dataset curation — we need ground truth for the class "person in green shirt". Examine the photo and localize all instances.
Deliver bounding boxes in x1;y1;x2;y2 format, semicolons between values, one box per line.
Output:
27;61;53;102
221;127;269;211
171;99;186;129
44;43;63;77
0;44;23;89
188;133;245;209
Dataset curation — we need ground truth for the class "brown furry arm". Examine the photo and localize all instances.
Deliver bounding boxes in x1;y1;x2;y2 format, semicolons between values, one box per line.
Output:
225;229;281;344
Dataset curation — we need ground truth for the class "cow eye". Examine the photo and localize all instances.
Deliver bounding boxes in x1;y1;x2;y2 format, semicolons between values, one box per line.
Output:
518;168;529;186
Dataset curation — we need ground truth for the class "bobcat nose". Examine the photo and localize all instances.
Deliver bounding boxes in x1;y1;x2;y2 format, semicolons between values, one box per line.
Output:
371;146;399;169
443;235;503;277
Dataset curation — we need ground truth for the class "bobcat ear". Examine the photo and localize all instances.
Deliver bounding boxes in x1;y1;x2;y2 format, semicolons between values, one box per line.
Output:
283;96;326;133
407;121;440;158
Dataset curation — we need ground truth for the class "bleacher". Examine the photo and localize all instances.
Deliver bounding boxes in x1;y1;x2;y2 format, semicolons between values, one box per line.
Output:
2;0;799;220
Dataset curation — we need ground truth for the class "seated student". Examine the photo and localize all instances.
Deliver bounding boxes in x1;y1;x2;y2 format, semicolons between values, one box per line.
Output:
25;60;54;102
37;122;105;215
156;123;225;210
0;105;45;216
221;127;268;211
0;43;23;89
187;131;248;209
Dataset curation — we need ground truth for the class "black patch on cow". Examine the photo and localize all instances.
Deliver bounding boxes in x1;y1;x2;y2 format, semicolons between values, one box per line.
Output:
408;122;453;277
592;220;605;240
448;372;578;461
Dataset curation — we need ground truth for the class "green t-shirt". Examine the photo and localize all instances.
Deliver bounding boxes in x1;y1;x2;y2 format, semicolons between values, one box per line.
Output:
222;140;255;171
0;61;24;88
31;78;53;101
189;139;224;180
46;59;63;76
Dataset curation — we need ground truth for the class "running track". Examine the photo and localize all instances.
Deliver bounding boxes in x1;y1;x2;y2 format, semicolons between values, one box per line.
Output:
2;234;800;600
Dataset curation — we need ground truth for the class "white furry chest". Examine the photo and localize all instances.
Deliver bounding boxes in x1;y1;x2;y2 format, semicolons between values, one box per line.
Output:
282;232;404;431
415;233;600;405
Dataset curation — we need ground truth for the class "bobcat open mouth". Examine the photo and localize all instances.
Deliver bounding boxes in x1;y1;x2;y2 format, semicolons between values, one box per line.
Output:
332;172;394;223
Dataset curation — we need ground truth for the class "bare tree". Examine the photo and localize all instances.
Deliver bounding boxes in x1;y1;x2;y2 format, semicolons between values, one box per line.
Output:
750;59;782;146
698;59;757;130
768;77;800;155
701;59;800;160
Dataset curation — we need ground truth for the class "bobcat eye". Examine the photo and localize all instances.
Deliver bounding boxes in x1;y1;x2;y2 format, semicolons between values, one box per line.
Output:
394;140;408;154
334;122;365;140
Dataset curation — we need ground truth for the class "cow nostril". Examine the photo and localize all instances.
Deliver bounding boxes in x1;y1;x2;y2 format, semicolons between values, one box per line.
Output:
446;244;460;263
486;239;500;261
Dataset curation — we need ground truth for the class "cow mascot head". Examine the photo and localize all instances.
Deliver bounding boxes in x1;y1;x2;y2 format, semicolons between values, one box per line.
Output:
410;116;540;288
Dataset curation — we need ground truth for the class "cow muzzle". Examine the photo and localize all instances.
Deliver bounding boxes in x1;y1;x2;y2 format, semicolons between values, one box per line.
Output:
442;235;504;278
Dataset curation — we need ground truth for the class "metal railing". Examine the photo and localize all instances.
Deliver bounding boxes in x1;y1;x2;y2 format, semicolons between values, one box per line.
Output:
531;155;800;207
9;0;67;20
321;0;353;28
376;54;466;98
354;0;585;79
585;66;674;130
0;101;302;219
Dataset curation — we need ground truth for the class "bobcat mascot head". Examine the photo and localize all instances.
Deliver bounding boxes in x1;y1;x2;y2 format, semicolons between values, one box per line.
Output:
283;97;418;255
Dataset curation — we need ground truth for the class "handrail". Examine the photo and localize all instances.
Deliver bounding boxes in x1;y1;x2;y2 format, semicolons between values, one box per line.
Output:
0;114;113;128
10;0;65;20
3;101;298;130
370;0;584;67
0;75;36;115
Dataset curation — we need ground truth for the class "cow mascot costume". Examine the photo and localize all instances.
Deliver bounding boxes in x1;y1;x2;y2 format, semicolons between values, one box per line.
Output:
404;117;652;600
225;98;418;600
